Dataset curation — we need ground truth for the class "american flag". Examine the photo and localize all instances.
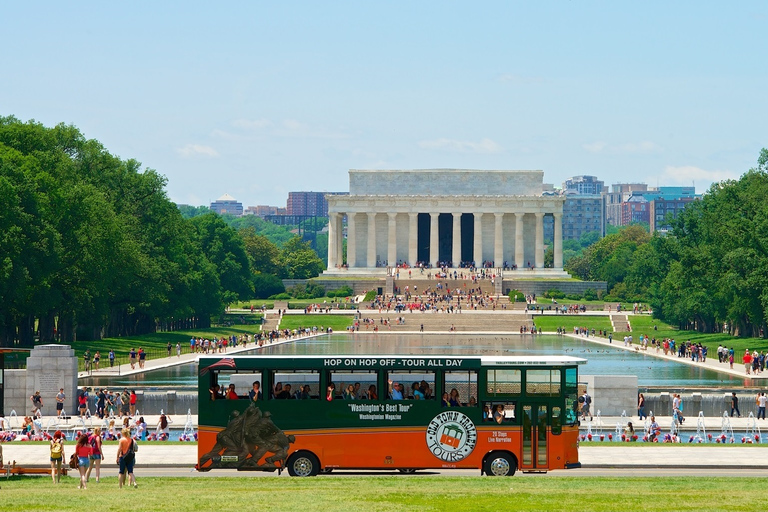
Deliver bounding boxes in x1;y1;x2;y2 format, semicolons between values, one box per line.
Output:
199;358;236;375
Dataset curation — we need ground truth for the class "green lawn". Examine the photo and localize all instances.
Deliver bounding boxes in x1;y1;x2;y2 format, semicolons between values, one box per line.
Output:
1;476;763;511
278;314;354;332
628;316;768;353
533;316;613;333
59;324;263;370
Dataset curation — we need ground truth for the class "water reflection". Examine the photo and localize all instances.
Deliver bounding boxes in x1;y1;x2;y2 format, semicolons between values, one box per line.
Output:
82;333;750;390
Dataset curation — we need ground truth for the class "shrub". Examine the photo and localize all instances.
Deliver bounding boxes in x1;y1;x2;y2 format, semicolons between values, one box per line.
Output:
269;292;291;300
565;294;581;301
328;285;353;298
363;290;377;301
544;289;565;299
508;289;525;302
582;288;598;301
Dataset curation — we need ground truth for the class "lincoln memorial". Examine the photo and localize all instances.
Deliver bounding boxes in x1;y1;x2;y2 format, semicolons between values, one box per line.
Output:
324;169;568;278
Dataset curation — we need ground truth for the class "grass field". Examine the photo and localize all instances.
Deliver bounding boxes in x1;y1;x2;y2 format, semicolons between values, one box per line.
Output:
278;314;354;332
64;325;263;369
533;316;613;333
628;316;768;352
1;476;763;511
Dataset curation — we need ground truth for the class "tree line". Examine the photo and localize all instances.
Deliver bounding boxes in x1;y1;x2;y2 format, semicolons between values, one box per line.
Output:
0;117;322;345
566;149;768;336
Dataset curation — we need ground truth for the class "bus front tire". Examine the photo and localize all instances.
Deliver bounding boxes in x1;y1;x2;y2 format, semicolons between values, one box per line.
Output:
484;452;516;477
286;451;320;477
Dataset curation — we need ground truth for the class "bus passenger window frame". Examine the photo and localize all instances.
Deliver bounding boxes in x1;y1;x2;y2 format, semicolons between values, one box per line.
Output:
386;370;436;400
442;370;478;407
325;369;380;401
482;401;518;425
270;369;320;400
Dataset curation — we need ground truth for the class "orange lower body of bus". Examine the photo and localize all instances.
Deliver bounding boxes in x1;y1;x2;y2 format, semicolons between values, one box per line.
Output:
198;425;580;475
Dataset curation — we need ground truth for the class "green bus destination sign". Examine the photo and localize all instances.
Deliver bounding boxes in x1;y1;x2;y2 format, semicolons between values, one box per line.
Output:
323;357;467;369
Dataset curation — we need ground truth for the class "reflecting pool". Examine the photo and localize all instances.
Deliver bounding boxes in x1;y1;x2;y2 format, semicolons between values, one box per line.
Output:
83;333;752;391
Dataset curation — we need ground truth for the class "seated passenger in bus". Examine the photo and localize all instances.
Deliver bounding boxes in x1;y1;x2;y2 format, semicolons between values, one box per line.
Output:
353;382;366;400
366;385;378;400
344;384;356;400
226;384;238;400
468;396;477;407
483;404;493;421
493;404;505;424
419;380;433;399
209;384;224;401
276;384;293;399
449;389;460;407
248;382;262;402
412;382;425;400
388;380;404;400
273;382;283;399
326;383;336;401
297;385;311;399
441;392;450;407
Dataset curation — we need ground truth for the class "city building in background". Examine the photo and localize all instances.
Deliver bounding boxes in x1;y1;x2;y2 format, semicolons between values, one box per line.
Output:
604;183;650;226
209;193;243;216
286;191;348;217
562;175;606;195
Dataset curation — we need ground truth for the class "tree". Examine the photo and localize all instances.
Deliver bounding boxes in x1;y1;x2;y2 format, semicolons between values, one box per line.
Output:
280;237;325;279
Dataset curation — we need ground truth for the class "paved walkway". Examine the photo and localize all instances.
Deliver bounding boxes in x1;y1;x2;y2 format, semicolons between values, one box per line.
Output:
4;442;768;469
563;332;768;381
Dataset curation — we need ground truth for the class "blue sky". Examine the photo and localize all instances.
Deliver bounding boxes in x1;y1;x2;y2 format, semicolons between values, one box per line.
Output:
2;2;766;207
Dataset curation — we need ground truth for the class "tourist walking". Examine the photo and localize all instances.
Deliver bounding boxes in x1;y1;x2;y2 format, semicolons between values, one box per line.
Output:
86;427;103;483
117;428;138;489
56;388;65;417
731;392;741;417
637;393;646;420
50;430;65;484
758;393;767;420
30;390;43;418
75;433;91;489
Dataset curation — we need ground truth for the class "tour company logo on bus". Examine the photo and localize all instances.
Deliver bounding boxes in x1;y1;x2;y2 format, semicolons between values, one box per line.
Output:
426;411;477;463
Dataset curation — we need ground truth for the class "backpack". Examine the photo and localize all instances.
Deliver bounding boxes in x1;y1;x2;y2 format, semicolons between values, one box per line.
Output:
51;441;63;458
585;394;592;405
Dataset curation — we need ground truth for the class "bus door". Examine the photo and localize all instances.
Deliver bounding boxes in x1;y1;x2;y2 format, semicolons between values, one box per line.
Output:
520;403;548;470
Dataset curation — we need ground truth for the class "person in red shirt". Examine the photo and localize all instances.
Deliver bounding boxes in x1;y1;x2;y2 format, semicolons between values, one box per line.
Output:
75;433;91;489
129;390;137;416
226;384;238;400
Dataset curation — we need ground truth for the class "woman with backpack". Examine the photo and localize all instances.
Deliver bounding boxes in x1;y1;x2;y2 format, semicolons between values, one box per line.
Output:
86;427;103;483
117;428;138;489
50;430;65;484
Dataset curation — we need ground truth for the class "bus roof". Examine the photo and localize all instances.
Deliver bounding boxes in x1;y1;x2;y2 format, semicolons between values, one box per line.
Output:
197;354;586;366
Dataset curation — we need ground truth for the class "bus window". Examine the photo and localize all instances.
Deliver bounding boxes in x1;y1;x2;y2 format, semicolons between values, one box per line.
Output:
566;396;579;425
483;401;517;424
387;371;435;400
228;372;263;401
271;370;320;399
443;371;478;406
552;406;562;435
328;370;378;400
565;368;578;395
526;370;561;396
486;369;521;396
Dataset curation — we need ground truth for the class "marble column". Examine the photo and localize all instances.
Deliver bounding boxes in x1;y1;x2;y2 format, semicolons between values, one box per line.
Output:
337;215;344;268
494;213;503;268
408;213;418;267
535;212;544;268
347;213;357;268
553;212;563;269
387;213;397;266
452;213;461;267
367;213;377;267
515;212;524;269
473;213;483;265
429;212;439;267
327;212;337;269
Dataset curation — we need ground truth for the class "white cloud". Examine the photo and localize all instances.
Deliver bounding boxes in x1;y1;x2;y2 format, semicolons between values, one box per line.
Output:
418;138;503;154
176;144;219;158
231;118;271;130
661;165;739;185
582;140;661;154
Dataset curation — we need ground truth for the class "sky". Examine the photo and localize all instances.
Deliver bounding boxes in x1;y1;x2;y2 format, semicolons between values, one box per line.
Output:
2;2;767;207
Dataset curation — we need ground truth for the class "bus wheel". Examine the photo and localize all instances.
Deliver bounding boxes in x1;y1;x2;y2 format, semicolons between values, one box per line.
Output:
484;452;516;477
287;452;320;477
398;469;417;474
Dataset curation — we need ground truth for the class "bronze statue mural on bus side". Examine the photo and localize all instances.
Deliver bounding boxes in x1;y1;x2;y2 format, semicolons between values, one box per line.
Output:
199;403;295;470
